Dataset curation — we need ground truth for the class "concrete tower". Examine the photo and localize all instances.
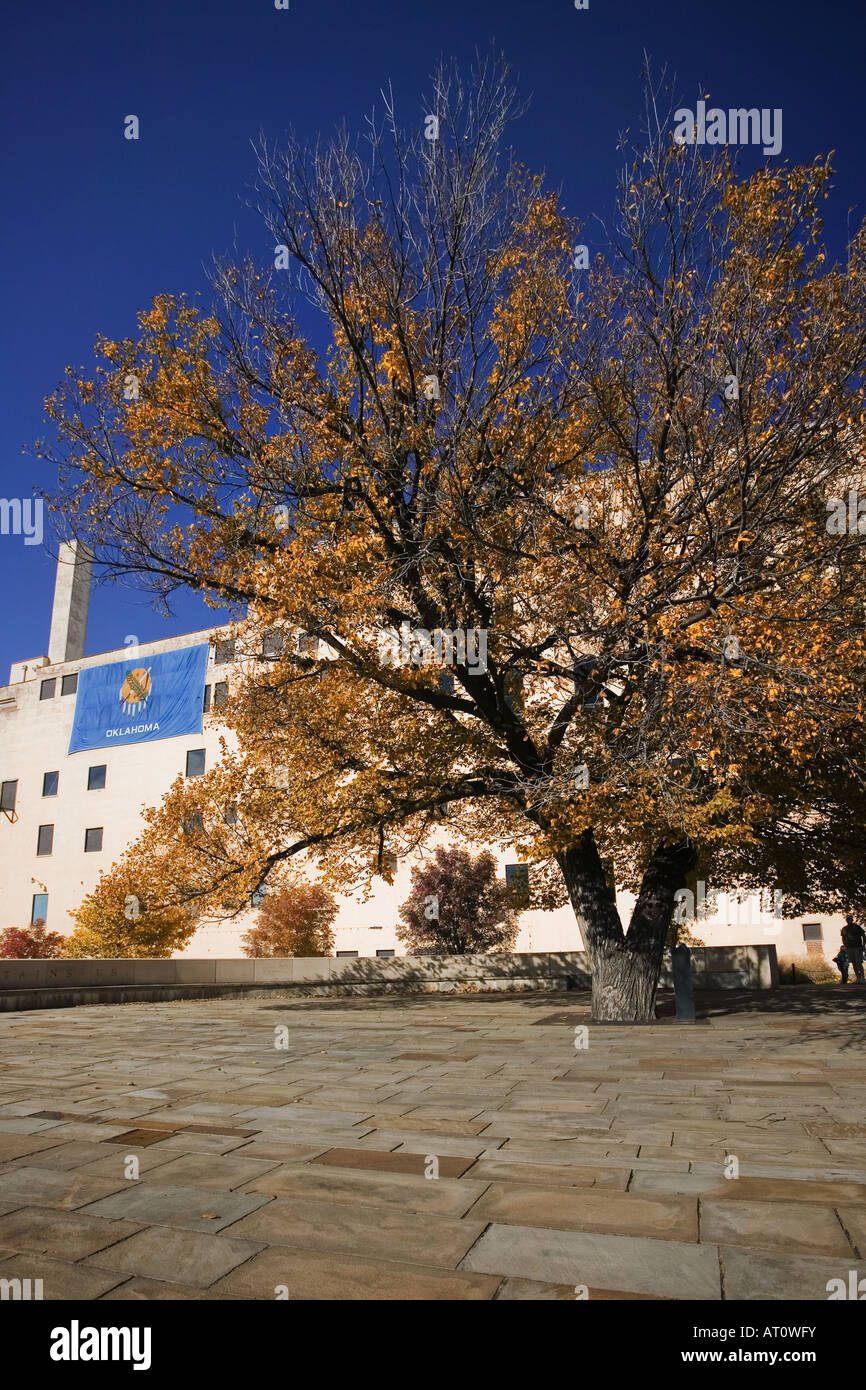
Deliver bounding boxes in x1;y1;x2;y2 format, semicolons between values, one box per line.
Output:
48;541;92;665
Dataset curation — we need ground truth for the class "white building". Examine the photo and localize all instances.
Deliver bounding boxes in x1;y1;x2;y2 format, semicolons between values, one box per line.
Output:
0;545;847;966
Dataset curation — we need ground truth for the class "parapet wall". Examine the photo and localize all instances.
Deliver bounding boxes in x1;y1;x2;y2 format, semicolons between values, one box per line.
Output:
0;944;778;1012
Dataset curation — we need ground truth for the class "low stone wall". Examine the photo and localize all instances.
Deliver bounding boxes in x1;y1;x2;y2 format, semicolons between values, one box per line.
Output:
0;945;778;1012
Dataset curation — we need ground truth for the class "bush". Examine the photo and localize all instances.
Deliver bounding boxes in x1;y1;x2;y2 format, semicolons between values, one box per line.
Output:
397;847;519;955
0;921;66;959
241;883;337;957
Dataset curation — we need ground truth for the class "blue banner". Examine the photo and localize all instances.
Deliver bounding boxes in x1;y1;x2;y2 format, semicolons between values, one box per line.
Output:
68;644;210;753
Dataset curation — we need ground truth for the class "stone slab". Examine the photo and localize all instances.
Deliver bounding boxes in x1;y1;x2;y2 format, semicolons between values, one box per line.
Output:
495;1276;666;1300
137;1153;281;1190
99;1277;204;1300
471;1183;697;1241
311;1147;476;1179
460;1223;721;1300
722;1245;866;1300
466;1159;629;1190
0;1166;129;1211
240;1162;487;1217
83;1226;265;1287
634;1172;866;1205
0;1206;143;1260
700;1199;853;1257
225;1195;485;1268
78;1182;272;1233
0;1251;127;1300
0;1132;68;1163
207;1245;501;1300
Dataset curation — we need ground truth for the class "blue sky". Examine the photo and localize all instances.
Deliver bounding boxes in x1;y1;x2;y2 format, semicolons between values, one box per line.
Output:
1;0;862;676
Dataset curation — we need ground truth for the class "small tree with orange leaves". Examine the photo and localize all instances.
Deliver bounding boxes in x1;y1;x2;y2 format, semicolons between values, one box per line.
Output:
241;883;337;957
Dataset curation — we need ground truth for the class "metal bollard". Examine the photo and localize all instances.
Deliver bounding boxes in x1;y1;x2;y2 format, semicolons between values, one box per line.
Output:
672;943;696;1022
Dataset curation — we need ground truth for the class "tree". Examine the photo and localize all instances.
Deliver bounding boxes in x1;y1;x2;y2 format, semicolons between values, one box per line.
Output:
241;883;337;956
397;847;519;955
0;921;66;959
65;833;200;958
42;56;866;1019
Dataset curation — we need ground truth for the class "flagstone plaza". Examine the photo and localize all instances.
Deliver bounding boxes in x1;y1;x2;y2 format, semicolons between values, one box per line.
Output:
0;988;864;1301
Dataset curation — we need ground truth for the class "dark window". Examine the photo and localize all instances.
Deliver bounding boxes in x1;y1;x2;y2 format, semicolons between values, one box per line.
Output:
87;765;106;791
84;827;103;853
0;780;17;812
61;673;78;696
336;950;359;958
42;771;59;797
224;805;238;826
375;949;396;958
262;631;284;660
40;678;56;700
439;672;455;695
802;923;823;942
186;749;206;778
213;681;229;710
182;813;204;835
251;884;267;907
202;684;211;713
31;893;48;924
380;851;398;877
297;632;318;657
37;824;54;856
505;863;530;905
214;639;235;665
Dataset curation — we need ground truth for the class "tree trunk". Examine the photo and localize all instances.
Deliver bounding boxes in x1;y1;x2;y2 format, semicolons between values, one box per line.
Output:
557;831;696;1023
589;942;662;1022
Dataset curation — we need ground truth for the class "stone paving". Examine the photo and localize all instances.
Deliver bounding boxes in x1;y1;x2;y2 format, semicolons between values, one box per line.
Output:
0;986;864;1300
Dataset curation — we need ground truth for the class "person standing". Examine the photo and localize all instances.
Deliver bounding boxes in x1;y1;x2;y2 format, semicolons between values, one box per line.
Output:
833;946;850;983
841;915;866;984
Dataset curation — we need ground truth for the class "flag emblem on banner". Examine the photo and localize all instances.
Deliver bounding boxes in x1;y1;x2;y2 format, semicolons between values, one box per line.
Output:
120;667;152;716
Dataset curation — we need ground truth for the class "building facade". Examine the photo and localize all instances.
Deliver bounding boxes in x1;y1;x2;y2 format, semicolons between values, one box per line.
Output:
0;545;848;966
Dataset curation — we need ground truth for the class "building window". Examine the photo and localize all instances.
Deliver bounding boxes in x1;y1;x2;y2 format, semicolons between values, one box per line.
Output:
251;884;267;907
375;949;396;958
202;684;211;713
214;681;229;710
336;950;359;958
505;863;530;905
297;632;318;658
88;765;106;791
84;827;103;853
439;672;455;695
42;771;59;797
186;749;206;778
224;805;238;826
262;631;284;660
182;813;204;835
380;851;398;877
40;678;56;700
1;780;17;813
61;673;78;696
36;824;54;856
802;923;823;942
214;639;235;665
31;893;48;925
